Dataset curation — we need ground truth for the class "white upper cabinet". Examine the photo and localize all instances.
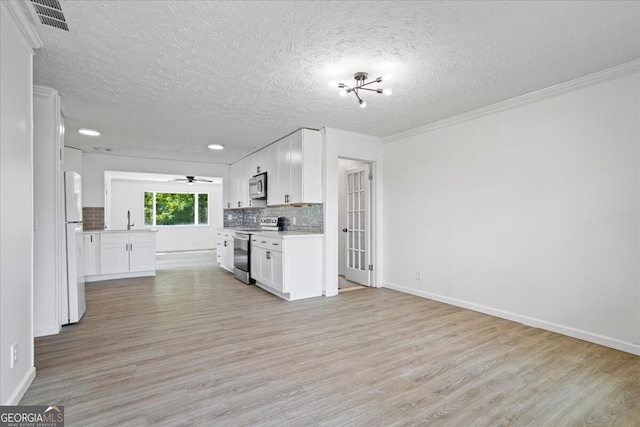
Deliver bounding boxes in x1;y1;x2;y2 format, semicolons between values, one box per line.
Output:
275;135;291;205
249;149;267;176
226;128;322;209
226;163;238;208
237;156;250;208
265;143;279;206
268;129;322;206
229;157;250;208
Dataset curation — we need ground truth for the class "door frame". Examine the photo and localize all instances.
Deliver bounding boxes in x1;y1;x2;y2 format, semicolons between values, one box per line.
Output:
321;128;383;297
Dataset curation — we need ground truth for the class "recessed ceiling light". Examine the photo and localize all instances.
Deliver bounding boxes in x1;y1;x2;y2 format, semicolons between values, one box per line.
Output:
78;128;100;136
207;144;224;150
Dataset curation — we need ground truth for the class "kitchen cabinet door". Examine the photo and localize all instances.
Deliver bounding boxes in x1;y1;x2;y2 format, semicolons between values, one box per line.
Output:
236;157;250;208
269;250;284;293
250;246;259;280
221;232;235;272
249;149;267;176
275;136;291;205
100;234;129;274
129;233;156;272
227;164;238;209
83;233;100;276
252;246;268;285
266;144;279;206
288;130;303;204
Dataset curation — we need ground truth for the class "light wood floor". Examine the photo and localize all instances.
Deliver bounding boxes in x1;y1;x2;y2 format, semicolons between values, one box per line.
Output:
21;251;640;426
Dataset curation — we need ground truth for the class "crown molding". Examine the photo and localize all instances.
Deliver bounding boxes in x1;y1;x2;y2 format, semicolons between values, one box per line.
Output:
2;1;43;50
33;85;56;99
384;60;640;144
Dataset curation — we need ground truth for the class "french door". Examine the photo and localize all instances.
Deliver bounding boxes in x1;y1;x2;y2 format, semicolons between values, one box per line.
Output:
344;164;371;286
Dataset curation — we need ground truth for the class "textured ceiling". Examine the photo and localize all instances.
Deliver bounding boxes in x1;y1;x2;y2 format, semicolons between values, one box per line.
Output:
24;0;640;164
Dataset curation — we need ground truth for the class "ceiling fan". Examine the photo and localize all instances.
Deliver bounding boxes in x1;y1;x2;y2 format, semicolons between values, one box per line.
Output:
169;175;213;185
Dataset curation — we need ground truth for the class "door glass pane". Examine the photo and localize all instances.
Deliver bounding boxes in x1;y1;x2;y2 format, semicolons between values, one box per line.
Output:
360;231;365;249
360;252;365;271
359;211;365;231
360;191;365;211
348;174;353;192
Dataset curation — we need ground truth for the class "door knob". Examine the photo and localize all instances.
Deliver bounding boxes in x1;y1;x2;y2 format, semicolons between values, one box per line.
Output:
342;228;348;232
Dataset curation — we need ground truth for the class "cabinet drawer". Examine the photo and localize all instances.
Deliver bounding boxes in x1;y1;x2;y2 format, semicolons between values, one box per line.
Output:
250;235;283;251
100;233;129;244
130;232;155;243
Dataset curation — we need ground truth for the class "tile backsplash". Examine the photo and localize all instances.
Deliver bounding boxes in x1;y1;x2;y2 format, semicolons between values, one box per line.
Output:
223;204;323;233
83;207;105;231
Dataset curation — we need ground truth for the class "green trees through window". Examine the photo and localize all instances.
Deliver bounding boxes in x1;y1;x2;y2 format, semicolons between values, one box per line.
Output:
144;192;208;226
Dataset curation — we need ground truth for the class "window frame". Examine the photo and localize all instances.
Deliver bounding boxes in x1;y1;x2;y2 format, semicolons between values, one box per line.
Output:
144;191;209;227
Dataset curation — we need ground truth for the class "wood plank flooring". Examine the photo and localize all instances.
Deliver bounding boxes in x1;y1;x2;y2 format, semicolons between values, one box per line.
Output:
21;250;640;426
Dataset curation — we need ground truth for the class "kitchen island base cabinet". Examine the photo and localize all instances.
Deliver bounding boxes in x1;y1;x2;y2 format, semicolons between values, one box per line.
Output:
85;231;156;282
250;233;322;301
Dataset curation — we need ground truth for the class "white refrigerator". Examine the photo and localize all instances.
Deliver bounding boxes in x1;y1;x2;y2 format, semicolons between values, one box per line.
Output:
60;171;86;325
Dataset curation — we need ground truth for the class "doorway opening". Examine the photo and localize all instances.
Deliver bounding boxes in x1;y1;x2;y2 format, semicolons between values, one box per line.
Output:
338;158;374;292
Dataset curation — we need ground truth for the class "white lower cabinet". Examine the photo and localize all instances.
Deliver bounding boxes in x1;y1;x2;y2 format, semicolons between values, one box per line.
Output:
251;242;283;292
83;232;100;276
250;233;322;300
217;228;236;272
100;233;130;274
86;231;156;282
129;233;157;272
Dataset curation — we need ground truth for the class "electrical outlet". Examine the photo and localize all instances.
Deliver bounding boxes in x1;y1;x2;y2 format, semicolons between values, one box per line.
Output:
10;342;17;368
416;270;422;280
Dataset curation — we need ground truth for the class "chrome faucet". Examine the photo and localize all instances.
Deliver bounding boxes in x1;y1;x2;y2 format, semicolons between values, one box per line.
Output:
127;210;134;230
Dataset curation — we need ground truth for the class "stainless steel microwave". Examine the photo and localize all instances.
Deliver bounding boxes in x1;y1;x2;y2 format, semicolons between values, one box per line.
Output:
249;172;267;199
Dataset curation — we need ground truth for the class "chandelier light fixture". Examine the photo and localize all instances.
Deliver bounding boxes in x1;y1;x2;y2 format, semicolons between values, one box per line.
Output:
337;72;392;108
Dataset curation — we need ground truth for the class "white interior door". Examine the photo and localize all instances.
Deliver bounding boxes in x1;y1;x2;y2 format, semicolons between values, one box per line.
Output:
345;164;370;285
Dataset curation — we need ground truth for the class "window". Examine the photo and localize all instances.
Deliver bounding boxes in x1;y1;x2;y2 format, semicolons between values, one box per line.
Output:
144;192;208;226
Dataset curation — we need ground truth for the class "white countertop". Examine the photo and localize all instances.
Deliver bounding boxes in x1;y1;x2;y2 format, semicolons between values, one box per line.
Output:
84;229;159;234
221;227;323;238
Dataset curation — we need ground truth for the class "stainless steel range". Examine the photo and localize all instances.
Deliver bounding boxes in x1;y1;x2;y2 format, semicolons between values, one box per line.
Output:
233;217;284;284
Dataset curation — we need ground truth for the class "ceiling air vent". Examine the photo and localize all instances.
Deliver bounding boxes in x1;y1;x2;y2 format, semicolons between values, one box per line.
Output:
31;0;69;31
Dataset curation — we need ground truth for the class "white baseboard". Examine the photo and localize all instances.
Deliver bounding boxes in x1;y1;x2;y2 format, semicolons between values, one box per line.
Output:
85;270;155;282
4;366;36;405
34;324;61;338
383;282;640;356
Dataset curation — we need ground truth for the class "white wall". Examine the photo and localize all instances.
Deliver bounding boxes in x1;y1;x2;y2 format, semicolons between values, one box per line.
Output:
82;152;229;207
0;2;39;404
110;179;222;252
383;66;640;355
322;128;383;296
33;87;62;338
